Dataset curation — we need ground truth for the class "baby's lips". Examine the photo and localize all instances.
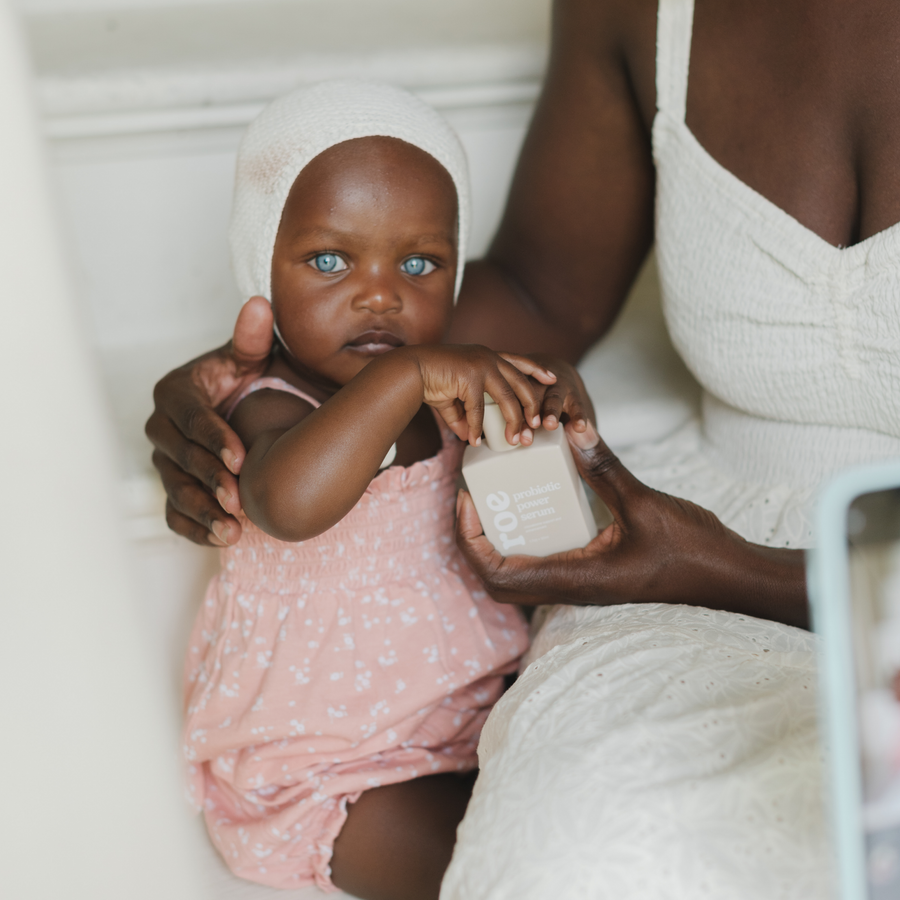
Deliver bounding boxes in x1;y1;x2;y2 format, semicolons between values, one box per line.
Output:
346;330;404;348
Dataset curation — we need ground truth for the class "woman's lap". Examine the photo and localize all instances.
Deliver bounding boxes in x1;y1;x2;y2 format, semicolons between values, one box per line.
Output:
441;603;835;900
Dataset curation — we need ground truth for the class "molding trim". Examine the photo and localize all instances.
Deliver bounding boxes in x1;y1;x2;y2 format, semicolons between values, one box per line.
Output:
44;79;541;139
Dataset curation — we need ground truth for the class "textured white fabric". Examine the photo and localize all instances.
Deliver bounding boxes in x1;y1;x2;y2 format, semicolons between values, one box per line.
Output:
229;79;470;303
447;605;829;900
441;0;900;895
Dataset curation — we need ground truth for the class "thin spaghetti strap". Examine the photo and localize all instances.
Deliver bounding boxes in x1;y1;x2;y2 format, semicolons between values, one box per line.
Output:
656;0;695;122
225;376;321;420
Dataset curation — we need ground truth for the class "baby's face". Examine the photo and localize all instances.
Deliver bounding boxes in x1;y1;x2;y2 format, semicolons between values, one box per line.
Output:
271;136;458;388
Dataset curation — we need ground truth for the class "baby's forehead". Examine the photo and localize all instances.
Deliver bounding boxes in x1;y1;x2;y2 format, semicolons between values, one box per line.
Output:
298;136;455;195
282;136;459;234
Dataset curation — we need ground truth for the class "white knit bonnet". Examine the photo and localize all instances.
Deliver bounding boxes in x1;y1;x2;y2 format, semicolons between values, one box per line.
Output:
229;79;470;304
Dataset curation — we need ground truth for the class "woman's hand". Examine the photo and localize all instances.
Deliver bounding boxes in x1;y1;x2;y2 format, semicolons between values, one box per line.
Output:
145;297;274;546
456;421;810;629
406;344;557;447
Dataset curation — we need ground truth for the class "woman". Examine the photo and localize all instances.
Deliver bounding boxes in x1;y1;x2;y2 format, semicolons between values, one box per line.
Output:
148;0;900;895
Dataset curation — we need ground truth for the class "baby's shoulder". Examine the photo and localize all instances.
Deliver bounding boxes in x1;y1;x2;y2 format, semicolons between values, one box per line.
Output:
229;364;319;445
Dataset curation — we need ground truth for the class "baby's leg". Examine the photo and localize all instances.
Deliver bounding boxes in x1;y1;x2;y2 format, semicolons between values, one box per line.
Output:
330;771;477;900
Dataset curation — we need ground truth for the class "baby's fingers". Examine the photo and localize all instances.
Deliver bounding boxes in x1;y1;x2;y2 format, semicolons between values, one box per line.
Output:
541;377;591;432
483;367;538;446
434;399;473;444
458;390;486;447
497;352;557;387
497;359;544;435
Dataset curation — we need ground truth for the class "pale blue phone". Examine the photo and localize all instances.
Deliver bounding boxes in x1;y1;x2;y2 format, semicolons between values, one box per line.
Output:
809;462;900;900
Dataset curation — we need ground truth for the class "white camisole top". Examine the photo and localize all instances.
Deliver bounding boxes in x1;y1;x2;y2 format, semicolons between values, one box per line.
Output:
620;0;900;551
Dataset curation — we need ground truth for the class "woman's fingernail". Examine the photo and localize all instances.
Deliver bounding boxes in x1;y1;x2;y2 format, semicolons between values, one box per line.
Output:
531;415;541;427
211;521;231;544
222;449;238;474
544;415;558;429
569;420;600;450
521;428;533;444
216;486;232;510
511;432;520;445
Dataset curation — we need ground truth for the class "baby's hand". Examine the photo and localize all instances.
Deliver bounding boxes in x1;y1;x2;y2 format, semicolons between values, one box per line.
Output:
405;345;557;447
521;354;594;435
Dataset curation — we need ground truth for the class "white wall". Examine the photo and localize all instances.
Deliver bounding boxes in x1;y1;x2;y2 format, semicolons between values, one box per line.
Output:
0;2;202;895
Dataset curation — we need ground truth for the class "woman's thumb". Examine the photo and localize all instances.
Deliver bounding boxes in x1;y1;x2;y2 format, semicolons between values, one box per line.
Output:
565;420;633;515
233;296;274;366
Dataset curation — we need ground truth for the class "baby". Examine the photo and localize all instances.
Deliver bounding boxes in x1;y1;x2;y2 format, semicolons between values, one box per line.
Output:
182;80;573;900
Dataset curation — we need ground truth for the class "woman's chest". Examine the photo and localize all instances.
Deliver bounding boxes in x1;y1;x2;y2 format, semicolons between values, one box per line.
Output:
654;138;900;436
623;0;900;250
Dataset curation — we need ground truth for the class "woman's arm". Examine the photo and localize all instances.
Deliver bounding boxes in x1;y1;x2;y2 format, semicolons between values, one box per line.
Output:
234;345;551;542
455;421;810;630
448;0;656;359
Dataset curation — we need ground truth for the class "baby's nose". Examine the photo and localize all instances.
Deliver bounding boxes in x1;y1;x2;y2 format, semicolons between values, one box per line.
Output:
353;271;402;312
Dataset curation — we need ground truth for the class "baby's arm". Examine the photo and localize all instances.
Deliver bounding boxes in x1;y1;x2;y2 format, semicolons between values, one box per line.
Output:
233;345;552;542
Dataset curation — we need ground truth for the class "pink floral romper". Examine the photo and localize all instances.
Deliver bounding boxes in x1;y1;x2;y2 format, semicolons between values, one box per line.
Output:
183;378;529;890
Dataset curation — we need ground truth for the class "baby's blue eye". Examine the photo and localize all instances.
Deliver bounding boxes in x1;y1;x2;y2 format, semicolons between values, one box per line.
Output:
400;257;435;276
311;253;345;273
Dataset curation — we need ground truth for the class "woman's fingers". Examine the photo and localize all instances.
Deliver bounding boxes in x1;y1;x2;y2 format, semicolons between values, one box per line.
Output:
154;450;243;546
147;407;243;504
144;299;275;545
455;491;548;605
455;489;508;580
150;359;248;474
456;489;560;595
456;491;612;603
166;502;228;547
150;301;273;474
